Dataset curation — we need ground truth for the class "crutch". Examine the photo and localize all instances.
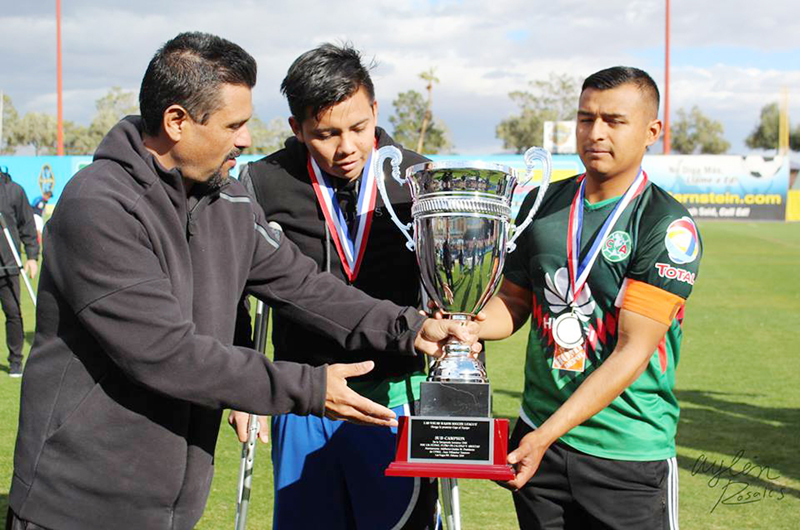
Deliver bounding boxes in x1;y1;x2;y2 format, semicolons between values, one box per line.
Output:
440;477;462;530
0;212;36;308
420;286;463;530
234;299;270;530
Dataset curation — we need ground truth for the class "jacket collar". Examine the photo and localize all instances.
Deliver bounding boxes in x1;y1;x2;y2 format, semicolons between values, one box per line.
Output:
94;116;229;203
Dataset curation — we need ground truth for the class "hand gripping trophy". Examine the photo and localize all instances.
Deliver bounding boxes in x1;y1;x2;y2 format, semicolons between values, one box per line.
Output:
376;147;552;489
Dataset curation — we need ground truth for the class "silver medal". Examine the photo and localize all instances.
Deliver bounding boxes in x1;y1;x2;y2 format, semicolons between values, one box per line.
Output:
552;312;585;349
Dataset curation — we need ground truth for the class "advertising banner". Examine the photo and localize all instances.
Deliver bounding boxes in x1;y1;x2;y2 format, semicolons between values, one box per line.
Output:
0;153;789;221
430;153;790;221
543;121;577;154
0;156;92;210
641;155;789;221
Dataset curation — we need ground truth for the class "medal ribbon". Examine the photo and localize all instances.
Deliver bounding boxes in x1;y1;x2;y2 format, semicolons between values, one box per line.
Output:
566;169;648;301
308;149;377;282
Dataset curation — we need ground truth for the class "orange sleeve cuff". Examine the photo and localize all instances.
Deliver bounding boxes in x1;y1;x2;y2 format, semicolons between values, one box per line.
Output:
621;279;685;325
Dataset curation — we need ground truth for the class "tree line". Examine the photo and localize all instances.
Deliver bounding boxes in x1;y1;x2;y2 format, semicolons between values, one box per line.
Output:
2;74;797;156
494;73;799;155
0;89;293;156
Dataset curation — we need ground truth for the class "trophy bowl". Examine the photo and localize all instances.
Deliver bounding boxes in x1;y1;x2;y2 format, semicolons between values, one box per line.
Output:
375;149;552;384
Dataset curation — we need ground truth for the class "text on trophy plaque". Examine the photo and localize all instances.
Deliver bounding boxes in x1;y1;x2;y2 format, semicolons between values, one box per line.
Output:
408;418;492;463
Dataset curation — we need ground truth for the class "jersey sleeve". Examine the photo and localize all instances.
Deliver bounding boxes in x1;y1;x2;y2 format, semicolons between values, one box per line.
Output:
627;213;702;301
503;188;539;289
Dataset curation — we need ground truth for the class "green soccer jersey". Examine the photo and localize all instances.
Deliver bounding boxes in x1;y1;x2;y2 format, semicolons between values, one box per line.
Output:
504;174;702;460
349;372;427;409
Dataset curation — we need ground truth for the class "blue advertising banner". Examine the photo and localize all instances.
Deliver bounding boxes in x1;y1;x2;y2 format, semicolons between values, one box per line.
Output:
0;156;92;210
0;153;789;221
640;154;789;221
427;153;790;221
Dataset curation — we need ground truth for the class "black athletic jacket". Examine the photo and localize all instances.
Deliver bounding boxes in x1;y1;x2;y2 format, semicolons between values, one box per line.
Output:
241;128;427;381
0;170;38;276
9;117;425;530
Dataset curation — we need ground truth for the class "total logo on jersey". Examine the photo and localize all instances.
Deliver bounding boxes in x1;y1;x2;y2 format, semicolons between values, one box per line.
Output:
664;217;699;264
655;262;696;285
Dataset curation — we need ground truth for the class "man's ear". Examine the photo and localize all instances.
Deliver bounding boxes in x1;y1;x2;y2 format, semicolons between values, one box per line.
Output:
372;99;379;122
289;116;304;142
163;105;190;142
646;118;663;147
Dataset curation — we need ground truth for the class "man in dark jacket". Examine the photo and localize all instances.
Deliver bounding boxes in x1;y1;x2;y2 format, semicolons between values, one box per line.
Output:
0;167;38;378
7;32;477;530
233;44;437;529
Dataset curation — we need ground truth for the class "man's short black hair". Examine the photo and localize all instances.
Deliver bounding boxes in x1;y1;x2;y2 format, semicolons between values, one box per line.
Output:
139;32;257;136
281;43;375;122
582;66;660;118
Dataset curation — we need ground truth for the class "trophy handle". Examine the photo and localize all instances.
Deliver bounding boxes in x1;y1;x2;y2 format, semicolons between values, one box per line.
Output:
506;147;553;253
374;145;416;251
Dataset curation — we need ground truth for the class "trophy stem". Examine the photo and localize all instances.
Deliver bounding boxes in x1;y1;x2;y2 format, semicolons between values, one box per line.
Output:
442;338;473;358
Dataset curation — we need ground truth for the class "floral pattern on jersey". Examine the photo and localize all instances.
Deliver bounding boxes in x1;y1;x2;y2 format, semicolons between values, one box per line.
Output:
543;267;595;320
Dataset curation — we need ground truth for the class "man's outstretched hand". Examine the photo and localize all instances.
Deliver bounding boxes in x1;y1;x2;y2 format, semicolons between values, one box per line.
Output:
325;361;398;427
230;317;484;437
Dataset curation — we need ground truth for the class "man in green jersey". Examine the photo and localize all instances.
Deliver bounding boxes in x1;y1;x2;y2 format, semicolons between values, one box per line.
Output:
480;66;701;529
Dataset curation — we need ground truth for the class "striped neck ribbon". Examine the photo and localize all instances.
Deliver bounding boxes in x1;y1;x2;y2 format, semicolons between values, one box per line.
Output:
566;169;648;301
308;149;377;282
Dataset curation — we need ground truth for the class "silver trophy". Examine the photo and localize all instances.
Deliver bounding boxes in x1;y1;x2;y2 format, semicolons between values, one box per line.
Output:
381;148;553;499
374;147;553;384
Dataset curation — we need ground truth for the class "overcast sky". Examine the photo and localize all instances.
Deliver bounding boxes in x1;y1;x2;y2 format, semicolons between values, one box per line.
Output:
1;0;798;155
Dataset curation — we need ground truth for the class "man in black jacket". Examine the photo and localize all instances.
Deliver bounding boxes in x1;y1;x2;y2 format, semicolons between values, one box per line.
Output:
7;32;477;530
0;167;38;378
234;43;437;530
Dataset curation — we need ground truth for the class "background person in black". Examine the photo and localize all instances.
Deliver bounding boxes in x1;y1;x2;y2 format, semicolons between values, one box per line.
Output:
30;190;53;245
233;43;439;529
0;168;38;377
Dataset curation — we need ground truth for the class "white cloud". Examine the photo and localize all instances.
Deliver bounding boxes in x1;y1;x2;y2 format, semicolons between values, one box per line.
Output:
1;0;798;154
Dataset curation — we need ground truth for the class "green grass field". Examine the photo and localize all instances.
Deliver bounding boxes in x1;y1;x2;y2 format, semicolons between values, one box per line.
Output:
1;221;799;529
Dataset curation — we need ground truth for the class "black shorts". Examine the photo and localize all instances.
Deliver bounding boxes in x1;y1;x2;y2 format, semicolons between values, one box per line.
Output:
509;419;679;530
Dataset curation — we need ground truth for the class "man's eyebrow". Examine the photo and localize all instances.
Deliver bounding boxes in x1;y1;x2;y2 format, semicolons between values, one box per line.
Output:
312;117;370;134
312;125;341;134
350;118;370;128
577;110;628;120
229;115;251;127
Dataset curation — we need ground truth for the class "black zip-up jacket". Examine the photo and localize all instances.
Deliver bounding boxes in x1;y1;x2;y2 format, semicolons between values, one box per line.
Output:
0;171;39;275
241;129;426;382
9;117;425;530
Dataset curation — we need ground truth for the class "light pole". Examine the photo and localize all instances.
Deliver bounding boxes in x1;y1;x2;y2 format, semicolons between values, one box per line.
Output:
0;90;4;152
663;0;671;154
56;0;64;155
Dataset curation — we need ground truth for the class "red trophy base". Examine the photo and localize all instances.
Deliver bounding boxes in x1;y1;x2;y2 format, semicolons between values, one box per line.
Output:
386;416;514;481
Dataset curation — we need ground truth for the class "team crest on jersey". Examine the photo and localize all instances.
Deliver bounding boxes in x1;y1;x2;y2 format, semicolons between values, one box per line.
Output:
665;217;699;264
601;231;632;263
